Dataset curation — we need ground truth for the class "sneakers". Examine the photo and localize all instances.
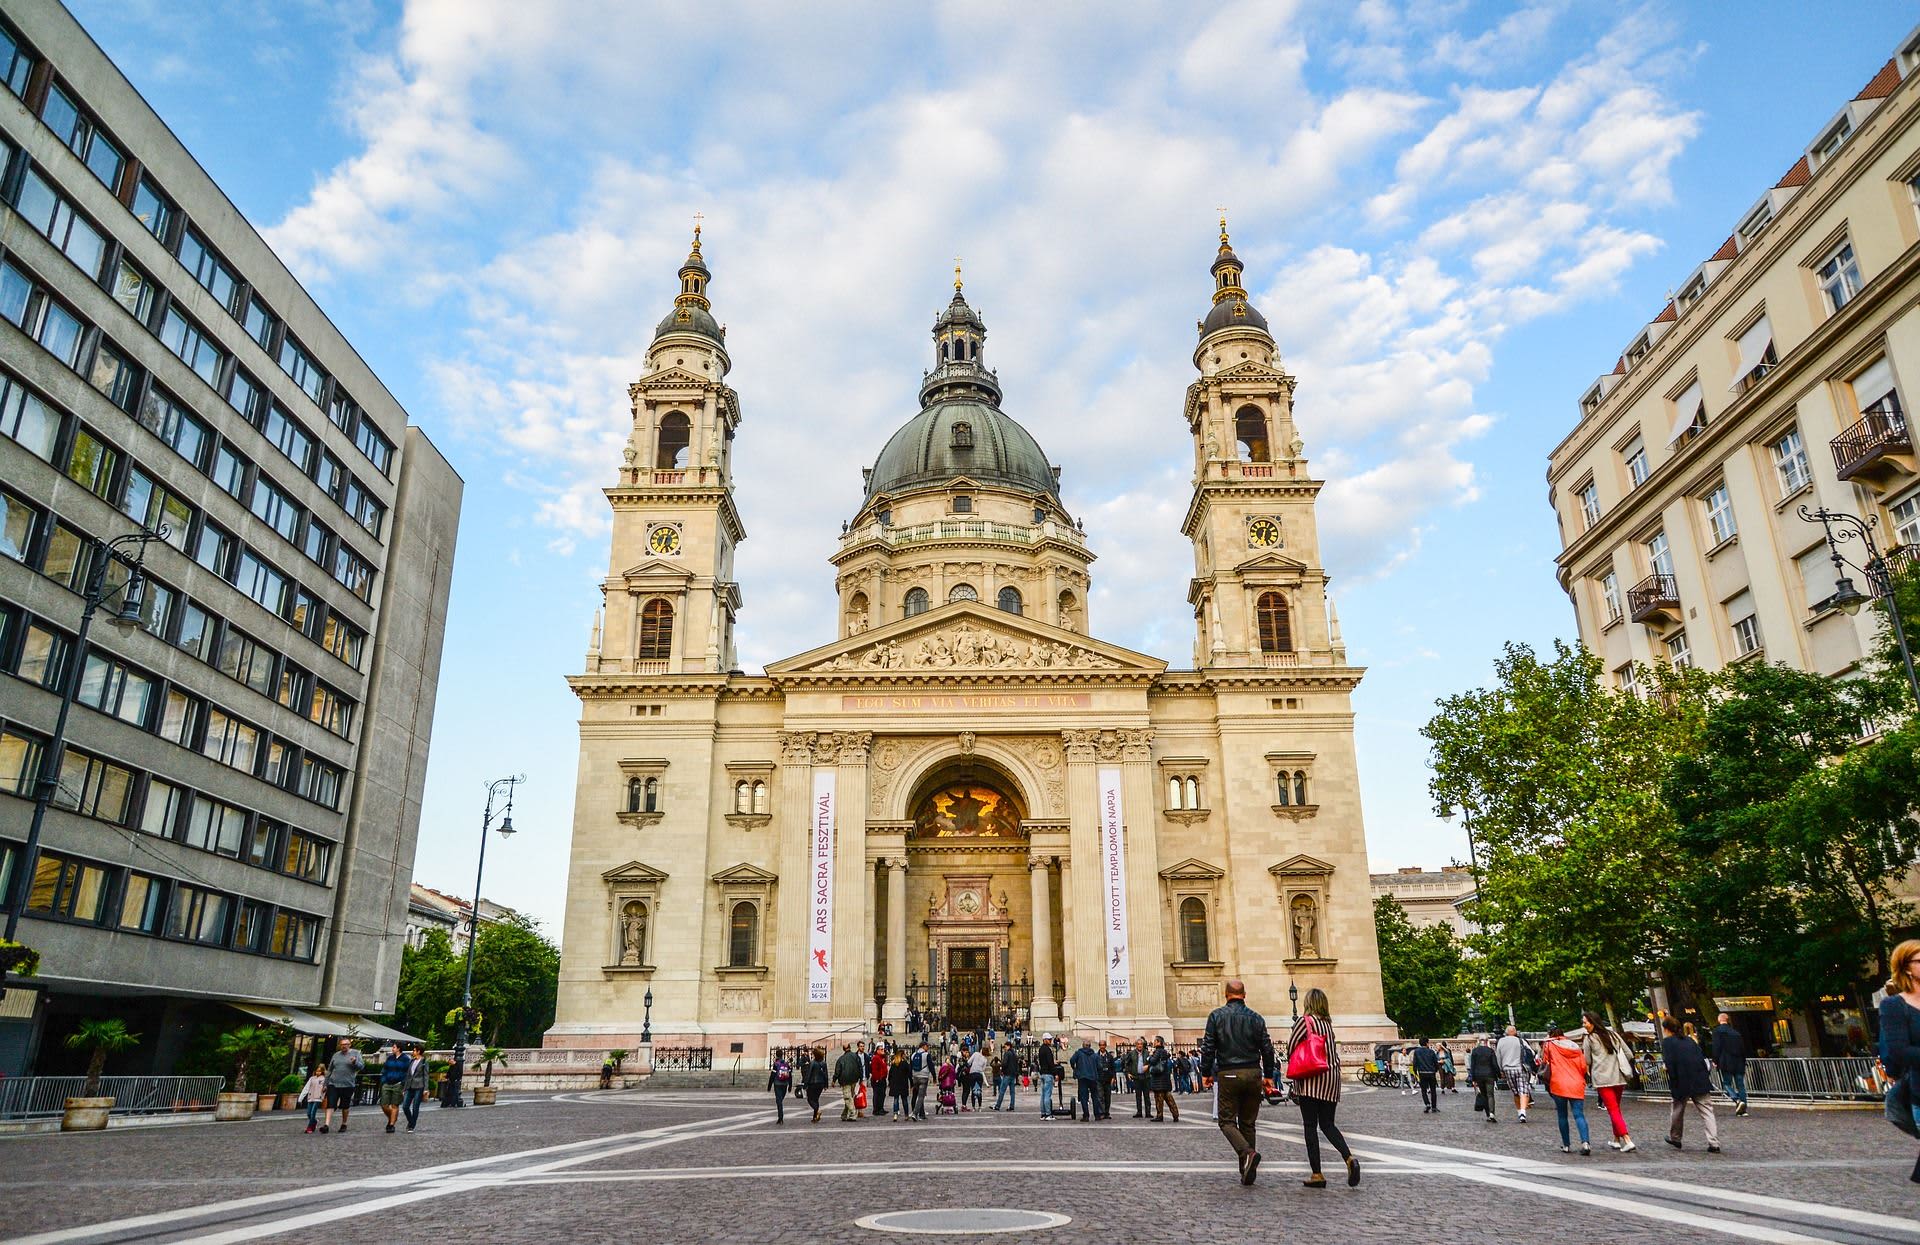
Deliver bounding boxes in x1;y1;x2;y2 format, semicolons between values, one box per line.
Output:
1485;1113;1496;1122
305;1124;315;1134
1620;1139;1637;1153
1517;1111;1527;1122
1580;1143;1591;1156
1560;1145;1571;1154
1707;1144;1721;1153
1243;1150;1262;1185
1735;1103;1749;1117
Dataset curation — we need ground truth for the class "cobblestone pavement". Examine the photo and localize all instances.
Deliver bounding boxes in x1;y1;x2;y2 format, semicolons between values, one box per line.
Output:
2;1084;1915;1244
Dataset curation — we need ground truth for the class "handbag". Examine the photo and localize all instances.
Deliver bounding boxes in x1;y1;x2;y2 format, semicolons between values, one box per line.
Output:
1889;1077;1919;1140
1286;1024;1330;1079
854;1082;867;1110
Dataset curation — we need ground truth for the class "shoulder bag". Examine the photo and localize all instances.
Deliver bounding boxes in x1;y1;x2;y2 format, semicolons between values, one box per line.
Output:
1286;1023;1330;1079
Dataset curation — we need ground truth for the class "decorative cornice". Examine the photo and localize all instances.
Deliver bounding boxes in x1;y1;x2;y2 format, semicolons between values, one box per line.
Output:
722;812;772;829
1270;804;1320;822
1164;809;1212;825
616;810;665;829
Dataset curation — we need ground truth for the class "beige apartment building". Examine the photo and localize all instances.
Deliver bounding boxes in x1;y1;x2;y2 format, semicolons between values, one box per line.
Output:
1547;30;1920;1053
546;224;1394;1061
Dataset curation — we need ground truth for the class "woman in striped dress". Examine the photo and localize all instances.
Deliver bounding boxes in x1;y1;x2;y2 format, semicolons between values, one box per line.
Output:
1290;988;1360;1188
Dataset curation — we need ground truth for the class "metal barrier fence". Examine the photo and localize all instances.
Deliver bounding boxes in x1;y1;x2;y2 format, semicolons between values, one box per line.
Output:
1740;1056;1881;1101
0;1075;227;1120
652;1046;714;1071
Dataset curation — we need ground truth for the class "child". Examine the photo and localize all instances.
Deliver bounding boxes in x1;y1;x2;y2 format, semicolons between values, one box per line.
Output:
298;1066;327;1134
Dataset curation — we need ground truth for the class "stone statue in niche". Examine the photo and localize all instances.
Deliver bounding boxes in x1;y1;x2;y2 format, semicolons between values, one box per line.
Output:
621;900;647;966
1291;896;1318;959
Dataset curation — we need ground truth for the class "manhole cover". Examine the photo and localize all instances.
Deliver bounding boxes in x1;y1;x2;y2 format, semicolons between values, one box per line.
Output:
856;1209;1070;1235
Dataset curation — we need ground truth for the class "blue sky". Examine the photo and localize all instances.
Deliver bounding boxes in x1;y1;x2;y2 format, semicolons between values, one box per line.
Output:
67;0;1920;935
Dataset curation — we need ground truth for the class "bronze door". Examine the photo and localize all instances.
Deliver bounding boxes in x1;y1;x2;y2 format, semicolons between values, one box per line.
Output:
947;947;990;1030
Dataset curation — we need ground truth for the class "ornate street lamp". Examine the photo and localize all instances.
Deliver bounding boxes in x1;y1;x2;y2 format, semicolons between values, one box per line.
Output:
641;987;654;1044
1799;505;1920;708
1288;980;1299;1025
4;526;167;945
441;775;523;1108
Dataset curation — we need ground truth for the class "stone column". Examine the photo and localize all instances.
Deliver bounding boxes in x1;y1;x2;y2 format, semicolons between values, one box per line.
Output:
772;732;816;1023
1119;728;1169;1024
1062;729;1105;1028
884;858;908;1022
863;857;880;1022
1028;857;1058;1027
832;732;873;1023
1058;856;1076;1023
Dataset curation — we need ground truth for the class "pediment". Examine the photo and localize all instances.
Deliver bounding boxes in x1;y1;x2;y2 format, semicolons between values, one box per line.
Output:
617;558;697;583
1159;857;1226;881
710;862;778;885
602;860;669;883
1231;551;1311;576
633;366;712;389
1269;853;1334;879
1215;359;1287;382
766;600;1167;676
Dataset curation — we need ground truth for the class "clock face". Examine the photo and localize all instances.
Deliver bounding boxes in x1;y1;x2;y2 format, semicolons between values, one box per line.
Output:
1248;518;1281;548
649;525;682;556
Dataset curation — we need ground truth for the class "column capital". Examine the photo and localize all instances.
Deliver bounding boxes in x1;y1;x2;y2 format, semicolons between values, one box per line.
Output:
1118;726;1154;762
1063;727;1149;763
830;730;874;765
778;730;817;764
1027;855;1053;872
1061;729;1099;763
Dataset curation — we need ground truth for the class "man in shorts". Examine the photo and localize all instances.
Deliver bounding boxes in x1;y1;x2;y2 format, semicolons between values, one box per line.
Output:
378;1042;409;1133
1495;1024;1533;1123
321;1037;363;1133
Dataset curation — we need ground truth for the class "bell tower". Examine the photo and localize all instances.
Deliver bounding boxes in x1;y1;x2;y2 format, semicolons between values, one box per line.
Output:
592;222;745;675
1182;217;1343;670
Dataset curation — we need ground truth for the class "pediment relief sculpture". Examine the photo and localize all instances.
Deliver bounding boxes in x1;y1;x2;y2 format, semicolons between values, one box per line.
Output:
816;621;1119;672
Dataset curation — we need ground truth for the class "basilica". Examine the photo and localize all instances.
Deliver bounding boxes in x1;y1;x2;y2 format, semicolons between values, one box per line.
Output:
545;222;1393;1059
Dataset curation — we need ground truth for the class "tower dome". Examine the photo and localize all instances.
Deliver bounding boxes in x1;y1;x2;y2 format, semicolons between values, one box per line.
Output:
1198;214;1269;337
653;223;725;344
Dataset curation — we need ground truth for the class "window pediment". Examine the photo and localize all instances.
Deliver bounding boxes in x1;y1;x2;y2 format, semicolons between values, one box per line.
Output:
710;862;777;886
1234;551;1310;578
618;560;696;585
1159;857;1225;881
1268;853;1334;880
602;860;669;884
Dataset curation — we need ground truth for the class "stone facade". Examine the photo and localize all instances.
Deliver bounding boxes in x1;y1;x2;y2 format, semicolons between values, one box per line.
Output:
548;225;1392;1058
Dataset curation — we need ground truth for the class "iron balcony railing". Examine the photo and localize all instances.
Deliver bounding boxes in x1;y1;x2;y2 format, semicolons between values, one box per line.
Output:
1627;573;1680;622
1831;398;1909;480
652;1046;714;1071
0;1075;226;1119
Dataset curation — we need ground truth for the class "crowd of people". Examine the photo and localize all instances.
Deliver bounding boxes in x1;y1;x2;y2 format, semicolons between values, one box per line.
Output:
297;1037;430;1135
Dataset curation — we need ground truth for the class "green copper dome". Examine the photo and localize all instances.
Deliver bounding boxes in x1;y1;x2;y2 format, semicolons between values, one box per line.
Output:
866;399;1059;498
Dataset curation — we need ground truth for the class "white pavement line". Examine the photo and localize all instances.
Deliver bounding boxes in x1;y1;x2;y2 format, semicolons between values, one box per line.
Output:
1444;1167;1844;1245
0;1110;766;1245
474;1159;1429;1184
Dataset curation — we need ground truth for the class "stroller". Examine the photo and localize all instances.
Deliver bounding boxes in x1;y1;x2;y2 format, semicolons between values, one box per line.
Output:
935;1064;960;1115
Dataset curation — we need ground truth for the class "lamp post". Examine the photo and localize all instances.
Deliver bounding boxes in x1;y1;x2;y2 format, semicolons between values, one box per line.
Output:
1289;980;1299;1025
4;527;166;945
1799;505;1920;708
640;988;653;1045
441;775;523;1108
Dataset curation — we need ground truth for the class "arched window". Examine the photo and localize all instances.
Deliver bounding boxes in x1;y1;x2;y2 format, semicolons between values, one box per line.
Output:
997;586;1022;615
1180;897;1210;963
903;587;930;617
1167;777;1183;810
656;411;691;469
734;780;751;814
728;901;758;967
1235;406;1270;462
642;776;659;813
948;583;977;603
627;777;643;812
1276;772;1291;806
638;599;674;662
1185;775;1200;809
1256;592;1292;654
1294;771;1309;805
751;780;768;814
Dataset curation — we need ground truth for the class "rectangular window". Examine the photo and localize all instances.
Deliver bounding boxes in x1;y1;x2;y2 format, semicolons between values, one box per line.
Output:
139;780;184;838
1600;571;1622;624
1704;483;1737;546
0;485;38;561
18;622;68;687
0;371;61;461
88;341;141;412
75;651;155;727
1646;530;1675;579
270;910;320;960
309;682;354;738
215;628;275;697
226;368;264;425
300;757;343;809
210;447;247;503
289;589;321;639
1817;240;1864;313
131;175;175;242
282;831;333;885
42;521;88;591
234;898;270;952
41;83;123;191
0;22;33;96
52;748;134;825
193;523;232;576
277;335;325;405
164;883;229;944
184;794;248;855
262;740;296;789
243;297;274;350
1797;545;1840;614
176;602;215;662
301;518;331;566
341;479;385;539
353;417;394;476
331;545;373;602
1623;436;1649;488
1893;490;1920;547
243;819;279;869
15;167;108;279
202;708;260;774
248;476;301;542
1733;315;1777;392
276;663;310;712
322;611;365;667
27;852;110;924
262;405;314;473
234;549;288;615
64;426;119;498
1578;480;1600;530
140;388;211;469
1666;631;1693;670
112;259;155;324
118;872;167;933
0;727;43;794
1771;428;1811;496
1;263;89;369
1727;590;1762;657
121;467;195;552
158;688;200;747
159;306;225;387
1615;662;1639;697
136;576;175;638
176;227;239;313
314;452;345;501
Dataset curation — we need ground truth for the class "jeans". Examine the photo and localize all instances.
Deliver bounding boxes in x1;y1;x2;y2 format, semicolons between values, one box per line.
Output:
1076;1077;1098;1118
1297;1095;1349;1174
772;1083;788;1121
401;1088;424;1129
1038;1074;1056;1117
305;1100;320;1127
910;1077;929;1118
1553;1094;1590;1147
1721;1071;1748;1105
995;1075;1016;1110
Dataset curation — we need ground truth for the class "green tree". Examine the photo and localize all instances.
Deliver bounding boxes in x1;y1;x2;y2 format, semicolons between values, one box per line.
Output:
390;928;464;1047
1373;896;1469;1037
215;1025;283;1094
1424;641;1711;1021
469;915;561;1048
64;1018;140;1097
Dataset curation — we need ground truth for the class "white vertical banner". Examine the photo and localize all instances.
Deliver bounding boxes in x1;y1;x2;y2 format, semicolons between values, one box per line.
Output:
1098;766;1131;1000
809;770;836;1004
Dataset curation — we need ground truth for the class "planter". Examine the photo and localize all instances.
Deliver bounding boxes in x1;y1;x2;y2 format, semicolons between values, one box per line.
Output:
472;1086;498;1105
61;1097;113;1131
279;1093;299;1111
214;1091;257;1121
256;1093;277;1111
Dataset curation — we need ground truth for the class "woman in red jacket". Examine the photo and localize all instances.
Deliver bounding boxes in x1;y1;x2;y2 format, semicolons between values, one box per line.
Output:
1540;1024;1592;1156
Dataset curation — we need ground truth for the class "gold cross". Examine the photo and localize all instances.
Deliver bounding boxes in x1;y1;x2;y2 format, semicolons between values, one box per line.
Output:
692;211;704;240
954;256;963;292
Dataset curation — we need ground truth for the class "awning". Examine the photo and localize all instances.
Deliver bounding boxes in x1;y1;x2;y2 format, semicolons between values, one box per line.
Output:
225;1002;424;1045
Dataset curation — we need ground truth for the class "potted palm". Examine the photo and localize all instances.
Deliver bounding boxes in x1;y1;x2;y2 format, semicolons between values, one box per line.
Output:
276;1073;304;1111
61;1018;139;1131
214;1025;280;1120
472;1047;506;1105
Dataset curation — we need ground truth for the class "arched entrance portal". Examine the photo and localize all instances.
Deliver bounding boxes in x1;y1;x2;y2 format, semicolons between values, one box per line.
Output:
904;759;1032;1032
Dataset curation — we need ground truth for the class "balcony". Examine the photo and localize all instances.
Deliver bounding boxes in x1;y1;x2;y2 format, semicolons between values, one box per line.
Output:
1627;573;1680;624
1882;543;1918;582
1831;399;1913;488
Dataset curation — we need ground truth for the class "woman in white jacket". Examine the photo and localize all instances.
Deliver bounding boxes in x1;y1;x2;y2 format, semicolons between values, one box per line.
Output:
1578;1012;1637;1153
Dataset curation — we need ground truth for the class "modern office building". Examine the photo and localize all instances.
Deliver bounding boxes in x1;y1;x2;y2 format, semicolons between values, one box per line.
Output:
1546;28;1920;1053
0;2;460;1074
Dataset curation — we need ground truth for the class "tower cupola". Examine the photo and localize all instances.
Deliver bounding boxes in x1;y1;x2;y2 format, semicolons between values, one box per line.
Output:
921;261;1002;407
654;221;726;345
1198;214;1269;339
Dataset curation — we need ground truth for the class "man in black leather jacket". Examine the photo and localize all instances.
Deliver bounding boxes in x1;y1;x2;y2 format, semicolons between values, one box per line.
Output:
1468;1037;1501;1121
1198;980;1277;1183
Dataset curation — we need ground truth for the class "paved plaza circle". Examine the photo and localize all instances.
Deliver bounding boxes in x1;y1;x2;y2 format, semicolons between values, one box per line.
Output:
854;1208;1073;1235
